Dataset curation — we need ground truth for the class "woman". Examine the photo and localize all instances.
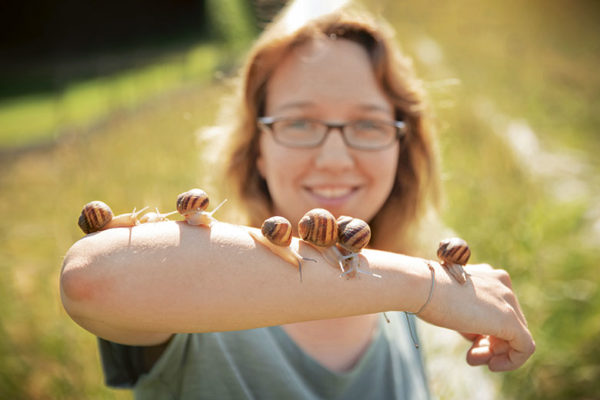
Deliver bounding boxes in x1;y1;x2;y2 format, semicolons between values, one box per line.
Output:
60;7;534;400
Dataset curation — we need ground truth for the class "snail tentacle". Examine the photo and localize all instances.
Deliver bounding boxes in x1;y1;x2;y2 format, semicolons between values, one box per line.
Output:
140;208;178;223
183;198;228;227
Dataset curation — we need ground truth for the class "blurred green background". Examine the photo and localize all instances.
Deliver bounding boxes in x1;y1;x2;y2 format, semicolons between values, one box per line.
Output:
1;0;598;398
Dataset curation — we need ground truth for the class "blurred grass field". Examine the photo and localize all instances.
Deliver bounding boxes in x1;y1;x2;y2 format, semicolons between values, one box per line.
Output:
1;0;599;399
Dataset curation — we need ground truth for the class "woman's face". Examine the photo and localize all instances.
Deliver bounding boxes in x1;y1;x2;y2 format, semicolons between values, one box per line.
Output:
257;39;399;229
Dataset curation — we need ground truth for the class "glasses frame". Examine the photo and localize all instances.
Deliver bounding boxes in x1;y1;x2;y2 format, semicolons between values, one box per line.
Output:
257;116;407;151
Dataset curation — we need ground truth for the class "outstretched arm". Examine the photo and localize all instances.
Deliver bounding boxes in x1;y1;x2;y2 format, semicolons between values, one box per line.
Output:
60;220;534;370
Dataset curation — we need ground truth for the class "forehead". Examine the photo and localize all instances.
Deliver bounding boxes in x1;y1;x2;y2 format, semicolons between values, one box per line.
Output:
265;39;392;115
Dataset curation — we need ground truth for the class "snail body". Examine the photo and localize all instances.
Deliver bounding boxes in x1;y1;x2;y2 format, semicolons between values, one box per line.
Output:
176;188;227;227
139;208;178;224
78;201;147;234
248;216;316;282
437;237;470;284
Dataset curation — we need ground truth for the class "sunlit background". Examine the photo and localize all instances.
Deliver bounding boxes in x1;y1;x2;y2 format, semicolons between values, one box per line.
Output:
1;0;598;398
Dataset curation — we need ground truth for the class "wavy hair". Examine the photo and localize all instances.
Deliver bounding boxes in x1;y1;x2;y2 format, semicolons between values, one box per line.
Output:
219;7;440;255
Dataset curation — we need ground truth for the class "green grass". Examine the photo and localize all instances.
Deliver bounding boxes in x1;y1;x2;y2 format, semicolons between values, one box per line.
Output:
0;44;220;148
379;0;600;398
1;0;599;398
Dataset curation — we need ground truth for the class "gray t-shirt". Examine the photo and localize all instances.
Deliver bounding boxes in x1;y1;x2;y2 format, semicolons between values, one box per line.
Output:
99;313;430;399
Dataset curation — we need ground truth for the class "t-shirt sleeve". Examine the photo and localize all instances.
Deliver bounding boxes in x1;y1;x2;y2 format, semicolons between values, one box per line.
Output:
97;337;150;388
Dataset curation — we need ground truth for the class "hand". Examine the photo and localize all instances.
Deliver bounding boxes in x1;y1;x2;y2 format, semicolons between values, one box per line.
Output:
461;333;523;372
420;263;535;371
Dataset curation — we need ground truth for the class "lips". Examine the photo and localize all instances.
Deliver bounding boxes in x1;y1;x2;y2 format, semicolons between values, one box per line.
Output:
302;185;361;208
308;187;355;199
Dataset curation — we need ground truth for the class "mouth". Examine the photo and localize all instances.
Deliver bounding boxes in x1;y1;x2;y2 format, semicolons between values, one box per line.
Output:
303;185;360;205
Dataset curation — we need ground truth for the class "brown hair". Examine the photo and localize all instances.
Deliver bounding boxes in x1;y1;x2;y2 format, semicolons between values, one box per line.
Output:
220;7;440;255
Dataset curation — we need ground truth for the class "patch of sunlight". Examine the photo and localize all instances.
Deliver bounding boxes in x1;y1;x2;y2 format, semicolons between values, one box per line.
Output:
472;96;600;245
281;0;351;34
414;36;444;67
418;320;500;400
473;98;591;199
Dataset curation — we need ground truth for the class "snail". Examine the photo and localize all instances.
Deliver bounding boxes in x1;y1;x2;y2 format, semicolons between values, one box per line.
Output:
139;208;178;224
297;208;343;270
247;216;316;282
437;237;471;284
176;188;227;227
297;209;380;279
78;201;148;234
298;208;339;247
335;216;380;279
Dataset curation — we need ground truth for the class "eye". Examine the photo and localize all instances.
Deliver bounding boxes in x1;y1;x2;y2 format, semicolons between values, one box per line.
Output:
280;119;312;131
352;120;389;136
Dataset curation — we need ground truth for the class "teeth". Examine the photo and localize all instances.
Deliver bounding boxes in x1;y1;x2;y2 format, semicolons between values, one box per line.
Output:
310;187;353;199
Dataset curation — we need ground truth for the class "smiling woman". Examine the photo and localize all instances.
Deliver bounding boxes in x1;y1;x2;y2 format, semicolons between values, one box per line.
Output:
225;10;438;254
255;38;400;226
60;3;535;399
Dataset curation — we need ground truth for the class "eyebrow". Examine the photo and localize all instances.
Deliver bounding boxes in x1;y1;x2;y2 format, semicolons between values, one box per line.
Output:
272;101;392;114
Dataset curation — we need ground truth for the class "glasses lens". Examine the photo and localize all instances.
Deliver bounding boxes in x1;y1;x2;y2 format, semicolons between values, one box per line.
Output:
272;119;325;147
346;120;396;149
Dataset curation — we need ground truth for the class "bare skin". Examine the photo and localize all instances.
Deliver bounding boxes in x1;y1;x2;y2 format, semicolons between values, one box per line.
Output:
60;221;534;373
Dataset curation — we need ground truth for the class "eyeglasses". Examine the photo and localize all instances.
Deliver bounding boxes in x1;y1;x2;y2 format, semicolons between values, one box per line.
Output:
257;117;406;151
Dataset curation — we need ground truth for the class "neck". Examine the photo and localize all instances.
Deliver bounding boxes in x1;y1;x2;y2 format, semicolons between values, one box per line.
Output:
281;314;380;372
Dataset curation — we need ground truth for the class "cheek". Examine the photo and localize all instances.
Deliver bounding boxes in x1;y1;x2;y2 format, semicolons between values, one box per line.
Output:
360;148;399;217
257;136;307;192
369;149;399;189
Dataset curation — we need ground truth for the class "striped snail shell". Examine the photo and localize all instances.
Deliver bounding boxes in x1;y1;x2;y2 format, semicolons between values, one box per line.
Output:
176;188;209;216
78;201;114;234
336;216;353;231
437;238;471;265
261;216;293;247
336;217;371;253
298;208;338;247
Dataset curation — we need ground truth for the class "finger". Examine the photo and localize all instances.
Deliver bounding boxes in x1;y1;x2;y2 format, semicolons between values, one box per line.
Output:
488;348;531;372
460;332;480;342
489;327;536;371
467;345;492;366
488;336;511;355
467;336;513;367
466;336;492;366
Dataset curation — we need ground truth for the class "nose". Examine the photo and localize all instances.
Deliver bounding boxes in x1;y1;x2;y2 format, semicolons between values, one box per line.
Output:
313;127;354;171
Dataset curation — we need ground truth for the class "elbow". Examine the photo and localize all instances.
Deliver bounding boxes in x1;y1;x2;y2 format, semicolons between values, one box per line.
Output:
60;241;104;318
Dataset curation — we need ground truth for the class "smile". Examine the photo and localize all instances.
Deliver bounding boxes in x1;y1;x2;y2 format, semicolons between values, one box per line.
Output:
304;186;359;200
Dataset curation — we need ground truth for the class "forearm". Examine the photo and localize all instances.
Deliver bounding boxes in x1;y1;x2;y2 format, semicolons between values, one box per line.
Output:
61;221;432;336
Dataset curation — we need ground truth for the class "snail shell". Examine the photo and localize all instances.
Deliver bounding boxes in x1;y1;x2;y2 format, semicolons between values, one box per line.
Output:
298;208;338;247
336;215;353;231
335;216;379;279
78;201;114;233
78;201;147;234
337;217;371;253
176;188;209;216
437;238;471;265
261;216;292;246
248;216;316;282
